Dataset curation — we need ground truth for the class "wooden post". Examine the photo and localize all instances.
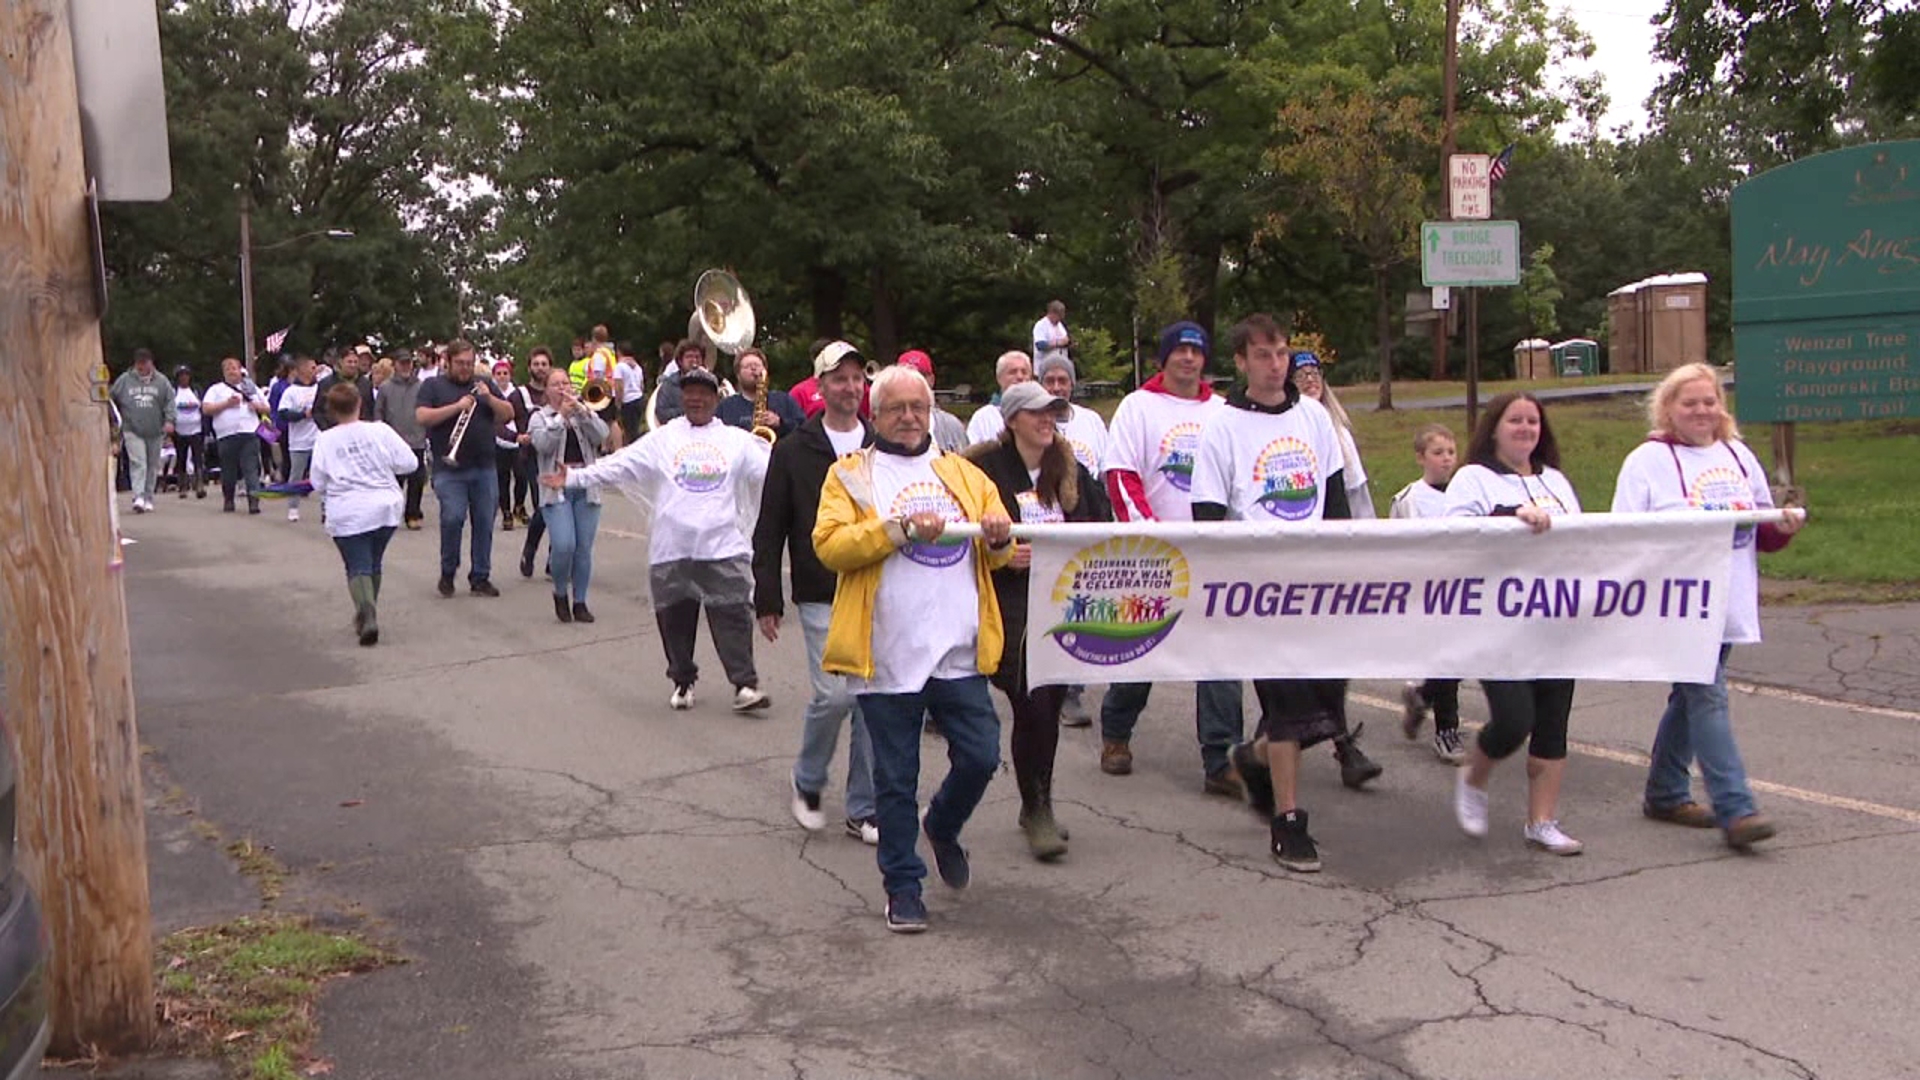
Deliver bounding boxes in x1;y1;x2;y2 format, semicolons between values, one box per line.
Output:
1431;0;1461;382
0;1;157;1056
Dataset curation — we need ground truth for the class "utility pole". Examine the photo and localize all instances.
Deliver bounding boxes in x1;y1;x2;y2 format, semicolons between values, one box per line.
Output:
1433;0;1461;382
0;0;157;1057
240;187;257;380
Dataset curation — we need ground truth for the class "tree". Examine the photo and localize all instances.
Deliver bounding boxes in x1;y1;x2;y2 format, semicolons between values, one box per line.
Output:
1515;243;1563;340
1266;87;1435;410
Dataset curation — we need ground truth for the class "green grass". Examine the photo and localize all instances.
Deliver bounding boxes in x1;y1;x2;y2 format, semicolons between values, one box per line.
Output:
156;915;395;1080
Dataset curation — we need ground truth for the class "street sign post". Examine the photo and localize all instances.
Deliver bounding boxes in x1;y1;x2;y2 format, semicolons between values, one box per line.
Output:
1420;221;1520;287
1448;154;1490;220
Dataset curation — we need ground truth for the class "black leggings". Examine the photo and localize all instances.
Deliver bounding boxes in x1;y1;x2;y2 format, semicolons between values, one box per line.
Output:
1477;679;1574;761
1421;678;1461;731
173;431;206;488
994;669;1064;799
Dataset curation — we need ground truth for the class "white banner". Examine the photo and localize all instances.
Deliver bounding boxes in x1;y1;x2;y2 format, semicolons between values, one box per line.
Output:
1018;513;1747;687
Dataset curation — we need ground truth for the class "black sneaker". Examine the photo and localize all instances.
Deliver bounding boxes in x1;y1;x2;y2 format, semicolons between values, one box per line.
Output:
885;892;928;934
1271;809;1322;873
571;602;595;624
1230;741;1276;816
922;813;970;890
1335;724;1383;789
519;551;535;578
553;595;573;623
844;816;879;845
437;577;456;598
471;579;500;597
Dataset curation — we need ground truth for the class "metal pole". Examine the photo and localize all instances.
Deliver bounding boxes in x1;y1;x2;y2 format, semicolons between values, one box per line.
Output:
240;188;255;380
1465;286;1480;432
1432;0;1461;382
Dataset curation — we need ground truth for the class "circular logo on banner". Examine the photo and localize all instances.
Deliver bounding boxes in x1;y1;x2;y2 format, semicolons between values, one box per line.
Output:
1689;465;1757;548
1156;422;1204;492
890;481;969;567
672;440;730;493
1251;437;1320;521
1047;536;1190;666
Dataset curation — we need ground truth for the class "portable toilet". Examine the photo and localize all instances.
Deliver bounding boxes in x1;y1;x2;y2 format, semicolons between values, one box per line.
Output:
1551;338;1600;376
1512;338;1552;380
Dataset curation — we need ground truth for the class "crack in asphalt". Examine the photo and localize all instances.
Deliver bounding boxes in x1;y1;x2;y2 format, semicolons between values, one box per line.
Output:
1539;967;1818;1079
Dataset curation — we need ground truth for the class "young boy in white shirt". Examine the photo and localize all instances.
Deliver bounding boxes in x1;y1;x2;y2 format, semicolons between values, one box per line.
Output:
1390;424;1465;763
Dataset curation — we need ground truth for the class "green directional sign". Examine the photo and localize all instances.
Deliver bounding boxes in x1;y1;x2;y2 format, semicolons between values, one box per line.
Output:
1421;221;1520;287
1731;140;1920;423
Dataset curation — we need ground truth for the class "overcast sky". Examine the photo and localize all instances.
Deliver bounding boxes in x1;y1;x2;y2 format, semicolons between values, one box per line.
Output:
1560;0;1672;135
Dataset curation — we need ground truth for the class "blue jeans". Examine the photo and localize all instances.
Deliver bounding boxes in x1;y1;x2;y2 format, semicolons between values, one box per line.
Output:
431;464;498;582
1100;680;1245;777
1645;645;1756;825
860;676;1000;898
793;604;875;820
333;526;397;578
541;488;601;603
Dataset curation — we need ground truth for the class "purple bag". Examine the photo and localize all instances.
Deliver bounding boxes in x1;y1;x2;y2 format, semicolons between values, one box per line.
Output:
256;421;280;444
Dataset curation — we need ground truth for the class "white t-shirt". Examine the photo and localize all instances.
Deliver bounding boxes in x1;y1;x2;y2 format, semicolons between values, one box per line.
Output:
1032;316;1068;364
173;387;203;437
1446;463;1582;519
849;447;980;695
616;358;647;403
966;405;1006;446
1613;438;1772;644
1058;403;1109;477
203;381;267;440
824;421;865;457
1389;478;1451;519
1191;397;1344;522
1103;388;1226;521
564;416;768;564
310;421;419;538
279;383;320;452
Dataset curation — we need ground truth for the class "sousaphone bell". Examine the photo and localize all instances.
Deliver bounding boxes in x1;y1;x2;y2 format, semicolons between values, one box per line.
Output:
647;269;749;432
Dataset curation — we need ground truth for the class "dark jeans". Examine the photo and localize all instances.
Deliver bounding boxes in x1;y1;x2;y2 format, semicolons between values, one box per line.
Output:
1100;679;1245;777
1478;679;1576;762
173;431;206;490
620;400;645;442
1421;679;1462;731
860;676;1002;898
431;463;498;582
402;448;428;521
216;433;263;504
496;450;525;521
333;526;398;578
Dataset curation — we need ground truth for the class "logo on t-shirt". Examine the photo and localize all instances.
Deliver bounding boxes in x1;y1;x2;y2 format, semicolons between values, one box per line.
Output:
1014;489;1065;524
890;481;969;567
1067;438;1097;472
1689;465;1757;548
1252;437;1321;521
1156;422;1204;492
1047;537;1189;666
671;440;729;493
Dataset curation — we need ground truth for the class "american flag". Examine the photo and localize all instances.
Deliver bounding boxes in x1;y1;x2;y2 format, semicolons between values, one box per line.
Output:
1489;143;1516;188
263;325;293;355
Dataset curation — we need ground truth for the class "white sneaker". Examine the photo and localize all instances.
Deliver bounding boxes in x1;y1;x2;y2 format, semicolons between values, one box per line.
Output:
732;686;770;712
790;778;826;832
131;497;148;513
668;684;694;710
1433;728;1467;765
845;816;880;845
287;507;300;522
1524;819;1584;855
1454;769;1489;838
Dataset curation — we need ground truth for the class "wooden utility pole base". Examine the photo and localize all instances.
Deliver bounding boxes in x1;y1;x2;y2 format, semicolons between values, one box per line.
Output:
0;1;157;1056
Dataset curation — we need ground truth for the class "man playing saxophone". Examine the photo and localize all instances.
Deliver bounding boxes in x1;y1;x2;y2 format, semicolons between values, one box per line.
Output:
719;349;806;442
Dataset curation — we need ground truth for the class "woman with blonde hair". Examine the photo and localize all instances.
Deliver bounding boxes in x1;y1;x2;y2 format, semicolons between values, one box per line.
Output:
1289;352;1374;517
1612;363;1803;849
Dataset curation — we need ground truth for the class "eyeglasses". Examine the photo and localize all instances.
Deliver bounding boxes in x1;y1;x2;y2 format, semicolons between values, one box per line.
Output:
877;401;931;418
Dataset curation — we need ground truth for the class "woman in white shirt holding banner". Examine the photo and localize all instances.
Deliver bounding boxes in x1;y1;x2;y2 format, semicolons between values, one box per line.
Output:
1612;363;1803;849
1447;392;1585;856
310;383;420;646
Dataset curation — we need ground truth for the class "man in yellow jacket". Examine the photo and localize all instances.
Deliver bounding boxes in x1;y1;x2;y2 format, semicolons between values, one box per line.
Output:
813;364;1014;934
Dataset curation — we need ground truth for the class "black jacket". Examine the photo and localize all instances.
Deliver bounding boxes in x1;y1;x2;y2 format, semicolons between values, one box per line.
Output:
751;414;874;617
314;371;376;429
964;436;1111;691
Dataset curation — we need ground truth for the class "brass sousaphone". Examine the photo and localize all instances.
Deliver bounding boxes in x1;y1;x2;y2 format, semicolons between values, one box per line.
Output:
646;269;749;432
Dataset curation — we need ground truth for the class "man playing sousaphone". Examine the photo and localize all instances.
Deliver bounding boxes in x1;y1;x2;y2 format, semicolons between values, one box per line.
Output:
719;348;806;441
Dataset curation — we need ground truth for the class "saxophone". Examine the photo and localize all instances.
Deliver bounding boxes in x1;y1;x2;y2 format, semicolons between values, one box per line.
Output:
750;378;775;444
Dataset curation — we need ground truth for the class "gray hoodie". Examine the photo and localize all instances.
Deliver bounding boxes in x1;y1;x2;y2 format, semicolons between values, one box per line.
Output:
110;368;176;438
372;371;428;450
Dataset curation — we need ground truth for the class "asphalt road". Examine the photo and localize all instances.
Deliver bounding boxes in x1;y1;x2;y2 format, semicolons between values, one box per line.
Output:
114;484;1918;1080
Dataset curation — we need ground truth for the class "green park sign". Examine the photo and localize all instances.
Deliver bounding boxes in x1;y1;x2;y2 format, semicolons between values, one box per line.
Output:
1731;141;1920;422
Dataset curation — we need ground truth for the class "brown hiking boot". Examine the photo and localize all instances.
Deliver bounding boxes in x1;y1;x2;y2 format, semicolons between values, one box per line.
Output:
1100;740;1133;776
1643;801;1717;829
1203;765;1245;800
1724;814;1777;849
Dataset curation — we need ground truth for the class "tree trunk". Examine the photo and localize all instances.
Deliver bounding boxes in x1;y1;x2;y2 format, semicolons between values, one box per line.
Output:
808;265;845;345
868;264;900;364
1375;266;1395;411
0;0;157;1055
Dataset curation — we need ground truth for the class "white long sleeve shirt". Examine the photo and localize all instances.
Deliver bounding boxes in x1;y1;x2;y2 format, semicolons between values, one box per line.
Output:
562;416;769;564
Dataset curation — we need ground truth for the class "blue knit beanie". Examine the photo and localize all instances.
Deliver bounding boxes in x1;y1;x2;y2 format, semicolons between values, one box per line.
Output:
1156;321;1209;366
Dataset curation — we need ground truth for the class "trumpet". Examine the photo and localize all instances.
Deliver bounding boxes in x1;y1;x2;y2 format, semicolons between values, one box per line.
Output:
444;384;480;467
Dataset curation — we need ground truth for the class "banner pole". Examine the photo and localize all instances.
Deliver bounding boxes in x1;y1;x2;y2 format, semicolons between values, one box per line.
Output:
941;508;1805;541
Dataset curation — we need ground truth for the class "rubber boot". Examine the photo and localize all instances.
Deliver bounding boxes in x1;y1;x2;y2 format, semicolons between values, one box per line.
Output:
1016;774;1067;862
1334;722;1383;789
371;574;382;601
348;576;379;646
